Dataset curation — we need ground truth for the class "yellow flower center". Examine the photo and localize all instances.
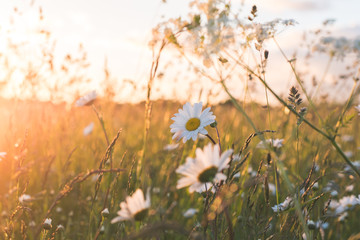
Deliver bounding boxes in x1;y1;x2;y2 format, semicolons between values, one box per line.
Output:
198;166;218;183
185;118;201;131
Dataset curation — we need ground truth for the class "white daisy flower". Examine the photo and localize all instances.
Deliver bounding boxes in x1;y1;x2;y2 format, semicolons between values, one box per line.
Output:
183;208;198;218
271;197;293;212
43;218;52;230
170;102;215;143
330;195;360;214
257;139;284;149
111;189;150;223
75;90;97;107
83;122;95;136
19;194;32;204
176;143;233;193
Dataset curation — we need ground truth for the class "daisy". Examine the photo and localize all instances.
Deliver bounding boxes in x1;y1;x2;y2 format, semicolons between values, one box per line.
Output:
43;218;52;230
75;90;97;107
83;122;94;136
176;143;233;193
111;189;150;223
170;102;215;143
19;194;32;204
183;208;198;218
271;197;293;212
257;139;284;149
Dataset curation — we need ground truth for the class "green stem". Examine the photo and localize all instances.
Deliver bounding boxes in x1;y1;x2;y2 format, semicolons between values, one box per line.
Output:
223;50;360;177
273;37;325;127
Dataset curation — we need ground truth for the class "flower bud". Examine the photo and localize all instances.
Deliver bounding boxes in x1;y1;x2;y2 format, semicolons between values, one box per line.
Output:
43;218;52;230
101;208;109;218
210;121;217;128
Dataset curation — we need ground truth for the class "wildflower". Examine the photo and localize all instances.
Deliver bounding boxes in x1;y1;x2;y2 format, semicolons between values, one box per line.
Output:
315;220;329;229
0;152;6;161
83;122;94;136
75;90;97;107
19;194;32;204
329;195;360;214
163;143;179;151
101;208;109;217
233;172;241;178
341;135;354;142
354;105;360;115
100;225;105;234
170;102;215;143
344;160;360;172
176;143;233;193
183;208;198;218
344;151;353;158
111;189;150;223
271;197;293;212
43;218;52;230
56;224;65;231
257;139;284;149
338;212;348;222
307;220;316;230
345;185;354;192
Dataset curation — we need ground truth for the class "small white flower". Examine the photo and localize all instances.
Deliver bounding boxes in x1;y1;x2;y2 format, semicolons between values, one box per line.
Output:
341;135;354;142
43;218;52;230
315;220;329;229
170;102;215;143
183;208;198;218
345;185;354;192
233;172;241;178
56;224;65;231
75;90;97;107
271;197;293;212
176;143;233;193
338;212;348;222
19;194;32;204
344;151;353;158
344;161;360;172
330;195;360;214
0;152;6;161
330;190;338;197
101;208;109;217
83;122;94;136
111;189;150;223
163;143;179;151
355;105;360;115
307;220;316;229
257;139;284;149
268;183;276;196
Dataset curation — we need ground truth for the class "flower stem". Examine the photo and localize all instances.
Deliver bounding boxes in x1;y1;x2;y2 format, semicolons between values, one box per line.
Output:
205;134;216;145
215;126;222;154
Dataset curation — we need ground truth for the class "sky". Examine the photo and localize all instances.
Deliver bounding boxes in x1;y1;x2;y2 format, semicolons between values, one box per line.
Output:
0;0;359;104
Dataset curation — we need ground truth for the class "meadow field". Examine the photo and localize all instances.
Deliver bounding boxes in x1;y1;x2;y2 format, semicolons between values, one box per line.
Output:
1;0;360;239
0;97;360;239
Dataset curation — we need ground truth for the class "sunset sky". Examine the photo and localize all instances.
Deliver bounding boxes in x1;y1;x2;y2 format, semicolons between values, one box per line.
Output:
0;0;359;104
